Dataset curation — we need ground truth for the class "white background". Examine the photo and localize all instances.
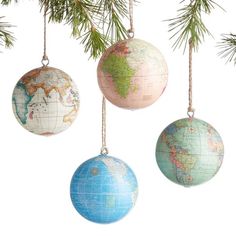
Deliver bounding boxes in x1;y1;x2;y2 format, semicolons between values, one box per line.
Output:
0;1;235;235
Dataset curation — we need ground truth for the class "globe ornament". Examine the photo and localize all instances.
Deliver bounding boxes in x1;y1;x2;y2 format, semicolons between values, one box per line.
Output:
70;154;138;224
97;38;168;109
12;66;79;135
156;118;224;187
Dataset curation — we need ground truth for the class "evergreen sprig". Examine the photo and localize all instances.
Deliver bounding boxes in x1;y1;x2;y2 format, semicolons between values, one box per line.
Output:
1;0;129;58
0;16;15;49
168;0;222;51
98;0;128;43
218;33;236;65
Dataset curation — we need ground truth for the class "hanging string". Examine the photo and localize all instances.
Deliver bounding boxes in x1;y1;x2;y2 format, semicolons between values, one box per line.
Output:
41;5;49;67
128;0;134;38
101;96;108;155
187;38;195;118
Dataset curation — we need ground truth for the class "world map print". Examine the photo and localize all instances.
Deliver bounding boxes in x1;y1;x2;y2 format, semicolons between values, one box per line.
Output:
12;66;79;135
70;154;138;224
97;38;168;109
156;118;224;186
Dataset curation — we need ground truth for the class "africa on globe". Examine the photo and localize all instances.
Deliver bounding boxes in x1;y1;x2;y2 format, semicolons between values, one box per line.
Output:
156;118;224;187
70;154;138;224
97;38;168;109
12;66;79;135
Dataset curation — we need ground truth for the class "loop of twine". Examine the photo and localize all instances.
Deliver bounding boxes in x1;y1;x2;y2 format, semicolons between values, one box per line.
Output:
42;5;49;67
188;38;195;118
128;0;134;38
41;58;49;67
100;147;109;155
100;96;109;155
187;110;195;119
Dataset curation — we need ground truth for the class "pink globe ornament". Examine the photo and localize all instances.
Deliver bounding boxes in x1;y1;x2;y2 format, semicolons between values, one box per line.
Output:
97;38;168;109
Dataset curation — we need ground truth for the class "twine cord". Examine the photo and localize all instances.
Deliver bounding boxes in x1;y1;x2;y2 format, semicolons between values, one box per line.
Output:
101;96;108;155
42;6;49;66
188;38;195;118
128;0;134;38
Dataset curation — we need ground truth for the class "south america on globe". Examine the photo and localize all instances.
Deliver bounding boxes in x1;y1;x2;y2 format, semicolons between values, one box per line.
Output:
97;38;168;109
156;118;224;187
12;66;79;135
70;154;138;224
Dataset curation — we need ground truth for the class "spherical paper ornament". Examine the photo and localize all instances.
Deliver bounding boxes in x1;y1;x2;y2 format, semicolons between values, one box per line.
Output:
70;154;138;224
97;38;168;109
156;118;224;187
12;66;79;135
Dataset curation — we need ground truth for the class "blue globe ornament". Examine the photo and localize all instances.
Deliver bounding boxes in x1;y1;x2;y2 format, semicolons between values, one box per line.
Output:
70;154;138;224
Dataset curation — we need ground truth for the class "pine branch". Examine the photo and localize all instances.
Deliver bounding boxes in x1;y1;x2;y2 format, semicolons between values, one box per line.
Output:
41;0;98;33
81;27;108;58
43;0;130;58
0;16;15;49
98;0;128;43
41;0;130;58
168;0;222;51
218;33;236;65
1;0;13;5
38;0;102;59
1;0;129;59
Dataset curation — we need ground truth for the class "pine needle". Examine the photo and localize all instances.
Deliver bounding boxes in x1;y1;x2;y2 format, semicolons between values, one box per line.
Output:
1;0;129;58
0;16;15;49
167;0;222;52
218;33;236;65
40;0;129;59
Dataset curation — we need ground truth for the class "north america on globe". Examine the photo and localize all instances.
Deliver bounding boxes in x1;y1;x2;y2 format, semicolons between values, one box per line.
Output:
156;118;224;186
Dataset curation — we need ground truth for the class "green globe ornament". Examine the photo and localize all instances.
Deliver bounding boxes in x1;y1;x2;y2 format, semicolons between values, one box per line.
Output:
156;118;224;187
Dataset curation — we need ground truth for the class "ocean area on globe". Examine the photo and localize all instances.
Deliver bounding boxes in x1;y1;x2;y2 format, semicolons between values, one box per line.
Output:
70;154;138;224
156;118;224;187
12;66;79;135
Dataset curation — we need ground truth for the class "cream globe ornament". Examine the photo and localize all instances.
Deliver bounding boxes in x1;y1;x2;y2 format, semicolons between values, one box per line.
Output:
12;8;79;136
12;66;79;135
97;0;168;110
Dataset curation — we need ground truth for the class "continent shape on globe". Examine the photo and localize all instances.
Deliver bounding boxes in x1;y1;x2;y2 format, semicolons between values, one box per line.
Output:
156;118;224;186
12;66;79;135
97;38;168;109
70;154;138;224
